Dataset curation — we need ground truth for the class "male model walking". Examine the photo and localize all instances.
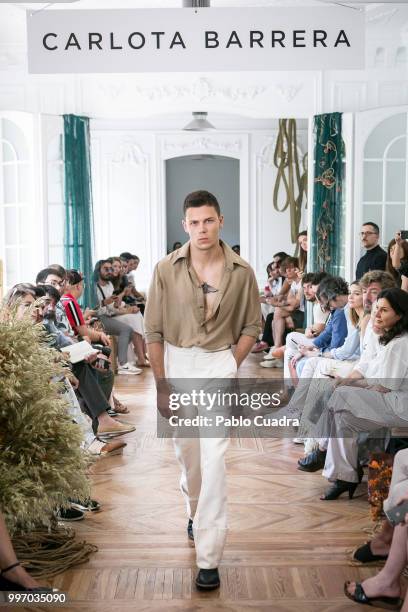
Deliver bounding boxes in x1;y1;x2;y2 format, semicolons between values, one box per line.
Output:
145;190;261;591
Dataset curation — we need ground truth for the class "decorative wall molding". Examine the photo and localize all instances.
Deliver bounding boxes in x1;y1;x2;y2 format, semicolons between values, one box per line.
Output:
162;135;242;156
111;139;148;165
133;77;267;104
366;8;398;25
275;83;303;103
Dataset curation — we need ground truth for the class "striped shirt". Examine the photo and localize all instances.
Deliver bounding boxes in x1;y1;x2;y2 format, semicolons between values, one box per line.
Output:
61;293;85;333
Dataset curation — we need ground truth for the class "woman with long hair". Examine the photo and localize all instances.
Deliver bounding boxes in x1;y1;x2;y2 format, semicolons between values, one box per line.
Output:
297;230;308;273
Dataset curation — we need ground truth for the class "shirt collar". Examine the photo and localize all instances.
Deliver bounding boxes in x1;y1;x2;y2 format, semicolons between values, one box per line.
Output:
171;240;248;270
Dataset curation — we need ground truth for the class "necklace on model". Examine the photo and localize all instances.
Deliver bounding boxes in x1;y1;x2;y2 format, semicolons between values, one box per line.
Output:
201;282;218;294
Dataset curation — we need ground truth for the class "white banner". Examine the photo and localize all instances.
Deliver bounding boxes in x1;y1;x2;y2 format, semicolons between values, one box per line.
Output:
27;7;365;74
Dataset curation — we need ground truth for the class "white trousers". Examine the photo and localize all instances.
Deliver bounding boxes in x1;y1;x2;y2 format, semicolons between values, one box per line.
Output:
322;386;408;483
164;343;237;569
283;332;314;380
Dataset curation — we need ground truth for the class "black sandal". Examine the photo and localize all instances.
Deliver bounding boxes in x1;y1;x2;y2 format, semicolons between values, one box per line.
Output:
0;561;57;593
344;581;403;610
352;541;388;564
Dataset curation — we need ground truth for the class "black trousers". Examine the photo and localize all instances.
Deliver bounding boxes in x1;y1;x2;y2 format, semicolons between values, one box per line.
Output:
72;362;111;434
261;313;274;346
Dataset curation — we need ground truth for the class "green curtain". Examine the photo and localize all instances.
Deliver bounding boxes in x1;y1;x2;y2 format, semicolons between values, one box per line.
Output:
310;113;345;276
63;114;95;308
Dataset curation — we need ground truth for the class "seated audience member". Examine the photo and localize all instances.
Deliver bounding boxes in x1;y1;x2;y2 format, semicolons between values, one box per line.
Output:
61;269;110;346
34;276;135;437
352;447;408;565
232;244;240;255
344;457;408;609
172;242;182;252
94;260;147;373
253;253;288;354
287;276;349;376
36;267;73;337
356;222;387;280
260;257;305;368
126;254;146;310
262;261;284;318
387;232;408;292
264;272;330;372
36;285;126;458
297;230;308;273
109;257;139;309
292;270;398;472
312;287;408;501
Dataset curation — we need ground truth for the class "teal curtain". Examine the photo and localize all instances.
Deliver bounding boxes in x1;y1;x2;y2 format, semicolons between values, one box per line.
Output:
310;113;345;276
63;114;95;308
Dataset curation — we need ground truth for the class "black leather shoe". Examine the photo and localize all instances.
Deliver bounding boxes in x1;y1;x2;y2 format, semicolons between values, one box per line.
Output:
297;448;327;472
187;519;194;541
195;568;220;591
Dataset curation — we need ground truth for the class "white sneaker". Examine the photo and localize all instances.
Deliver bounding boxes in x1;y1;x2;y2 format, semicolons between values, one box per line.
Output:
118;362;142;375
260;358;284;368
263;347;276;361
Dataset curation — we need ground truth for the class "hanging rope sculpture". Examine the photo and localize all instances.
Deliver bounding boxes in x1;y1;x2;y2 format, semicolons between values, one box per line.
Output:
273;119;308;246
311;113;345;274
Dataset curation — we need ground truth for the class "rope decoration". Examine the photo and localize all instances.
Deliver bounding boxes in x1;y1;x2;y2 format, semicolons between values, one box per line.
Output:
273;119;308;245
12;526;98;579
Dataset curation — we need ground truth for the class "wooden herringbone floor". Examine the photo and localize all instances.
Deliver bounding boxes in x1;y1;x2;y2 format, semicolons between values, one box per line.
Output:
46;355;397;611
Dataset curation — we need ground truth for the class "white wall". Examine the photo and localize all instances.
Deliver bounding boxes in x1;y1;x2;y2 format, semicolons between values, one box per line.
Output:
165;155;240;251
0;5;408;119
90;121;308;290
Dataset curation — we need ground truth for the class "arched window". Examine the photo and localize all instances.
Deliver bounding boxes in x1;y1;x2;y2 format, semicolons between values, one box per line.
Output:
0;118;31;288
395;46;407;66
363;113;407;246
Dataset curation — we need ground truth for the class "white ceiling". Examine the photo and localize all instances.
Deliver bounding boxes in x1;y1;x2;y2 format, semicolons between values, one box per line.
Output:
12;0;408;9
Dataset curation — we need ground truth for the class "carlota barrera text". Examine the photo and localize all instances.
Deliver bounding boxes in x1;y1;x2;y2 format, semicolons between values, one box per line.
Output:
42;29;351;51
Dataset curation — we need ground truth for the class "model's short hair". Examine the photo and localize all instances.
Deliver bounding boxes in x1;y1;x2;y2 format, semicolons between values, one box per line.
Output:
362;221;380;234
360;270;396;290
183;190;221;216
36;267;64;284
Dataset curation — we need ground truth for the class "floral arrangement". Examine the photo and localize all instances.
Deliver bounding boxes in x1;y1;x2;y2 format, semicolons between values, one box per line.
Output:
368;454;393;522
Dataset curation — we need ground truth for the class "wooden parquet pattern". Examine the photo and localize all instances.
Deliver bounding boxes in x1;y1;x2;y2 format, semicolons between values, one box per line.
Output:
39;355;400;611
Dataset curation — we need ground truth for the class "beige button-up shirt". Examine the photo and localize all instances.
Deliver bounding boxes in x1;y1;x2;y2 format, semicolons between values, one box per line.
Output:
144;240;262;351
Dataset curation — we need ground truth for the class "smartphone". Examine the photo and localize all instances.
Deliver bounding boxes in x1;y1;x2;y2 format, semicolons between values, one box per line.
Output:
384;500;408;526
400;230;408;240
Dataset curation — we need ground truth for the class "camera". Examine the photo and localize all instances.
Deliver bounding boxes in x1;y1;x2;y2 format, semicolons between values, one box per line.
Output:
92;344;112;358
